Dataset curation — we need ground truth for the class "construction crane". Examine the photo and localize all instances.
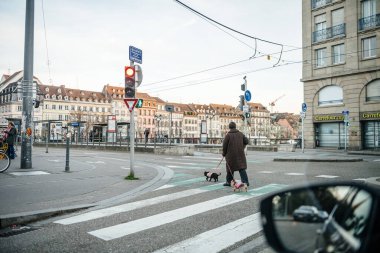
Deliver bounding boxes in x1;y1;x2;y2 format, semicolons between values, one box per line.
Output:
269;94;285;113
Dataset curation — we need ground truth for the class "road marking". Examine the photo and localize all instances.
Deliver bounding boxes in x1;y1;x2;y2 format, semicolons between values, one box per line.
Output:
155;177;207;190
47;159;60;162
55;188;208;225
88;194;252;241
9;171;50;176
167;165;201;169
373;159;380;162
315;175;339;178
120;166;130;170
258;171;274;174
353;178;366;181
86;161;105;164
153;213;262;253
285;172;305;176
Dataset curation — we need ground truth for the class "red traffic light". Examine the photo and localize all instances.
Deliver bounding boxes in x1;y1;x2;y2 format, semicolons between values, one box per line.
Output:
125;66;135;78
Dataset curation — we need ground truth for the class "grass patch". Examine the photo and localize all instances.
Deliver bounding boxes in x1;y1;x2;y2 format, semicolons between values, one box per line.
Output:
124;173;139;180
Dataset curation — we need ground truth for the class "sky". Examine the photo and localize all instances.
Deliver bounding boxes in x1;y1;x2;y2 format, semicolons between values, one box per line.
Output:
0;0;303;113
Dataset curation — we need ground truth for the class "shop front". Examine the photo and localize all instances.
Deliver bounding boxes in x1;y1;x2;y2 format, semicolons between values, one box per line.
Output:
360;111;380;149
313;114;345;148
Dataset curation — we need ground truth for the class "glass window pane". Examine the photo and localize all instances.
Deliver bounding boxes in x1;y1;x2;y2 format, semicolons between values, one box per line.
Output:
367;80;380;101
333;44;345;64
332;8;344;26
362;0;376;18
363;37;376;58
319;85;343;105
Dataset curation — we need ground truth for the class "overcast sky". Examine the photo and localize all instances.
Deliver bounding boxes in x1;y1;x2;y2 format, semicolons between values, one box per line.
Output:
0;0;303;113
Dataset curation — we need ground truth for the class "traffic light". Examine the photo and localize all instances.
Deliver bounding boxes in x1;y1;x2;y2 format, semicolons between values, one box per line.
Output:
125;66;136;98
245;112;251;118
239;95;244;110
135;99;143;108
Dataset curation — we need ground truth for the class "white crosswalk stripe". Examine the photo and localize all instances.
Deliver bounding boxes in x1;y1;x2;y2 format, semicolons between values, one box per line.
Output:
88;194;252;241
55;188;208;225
153;213;262;253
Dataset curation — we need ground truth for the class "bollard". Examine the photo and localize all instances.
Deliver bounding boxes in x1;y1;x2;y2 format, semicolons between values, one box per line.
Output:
65;135;70;172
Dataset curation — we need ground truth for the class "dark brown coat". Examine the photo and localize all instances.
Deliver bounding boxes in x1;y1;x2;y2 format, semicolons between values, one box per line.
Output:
222;129;248;172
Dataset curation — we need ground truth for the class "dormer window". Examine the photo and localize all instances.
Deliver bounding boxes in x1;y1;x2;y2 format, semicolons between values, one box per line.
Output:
58;95;62;100
45;94;50;99
81;91;85;95
52;94;56;99
45;87;49;92
64;96;68;100
57;88;61;93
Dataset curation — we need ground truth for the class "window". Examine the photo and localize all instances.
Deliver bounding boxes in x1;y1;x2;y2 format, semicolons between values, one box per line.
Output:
362;36;376;58
316;48;327;67
315;14;326;31
318;85;343;106
362;0;376;18
332;44;345;64
366;80;380;102
52;105;56;110
332;8;344;27
59;105;63;110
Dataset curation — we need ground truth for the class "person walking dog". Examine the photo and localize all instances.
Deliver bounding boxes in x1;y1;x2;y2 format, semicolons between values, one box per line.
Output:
222;121;250;187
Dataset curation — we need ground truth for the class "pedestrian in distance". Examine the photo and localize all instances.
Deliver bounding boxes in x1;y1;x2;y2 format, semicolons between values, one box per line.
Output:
3;121;17;159
222;121;250;187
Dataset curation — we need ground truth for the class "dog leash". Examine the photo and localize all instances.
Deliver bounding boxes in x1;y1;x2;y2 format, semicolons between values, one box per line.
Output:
216;156;224;169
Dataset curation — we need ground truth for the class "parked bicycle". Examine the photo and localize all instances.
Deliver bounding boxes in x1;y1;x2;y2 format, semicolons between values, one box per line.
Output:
0;143;11;173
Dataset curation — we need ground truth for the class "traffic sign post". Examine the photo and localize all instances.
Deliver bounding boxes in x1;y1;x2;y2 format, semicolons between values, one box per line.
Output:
342;110;349;152
301;103;307;153
126;45;143;179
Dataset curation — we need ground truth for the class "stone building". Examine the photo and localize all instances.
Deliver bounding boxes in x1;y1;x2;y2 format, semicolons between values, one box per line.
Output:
302;0;380;149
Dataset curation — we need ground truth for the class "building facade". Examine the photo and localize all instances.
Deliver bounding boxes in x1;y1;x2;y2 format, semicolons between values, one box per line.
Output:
1;71;295;143
302;0;380;150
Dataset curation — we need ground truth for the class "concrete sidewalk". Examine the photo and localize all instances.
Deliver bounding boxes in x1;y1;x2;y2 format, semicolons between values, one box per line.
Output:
0;147;172;228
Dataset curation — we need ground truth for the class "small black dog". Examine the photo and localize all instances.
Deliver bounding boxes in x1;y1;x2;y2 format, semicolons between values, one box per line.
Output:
204;171;221;182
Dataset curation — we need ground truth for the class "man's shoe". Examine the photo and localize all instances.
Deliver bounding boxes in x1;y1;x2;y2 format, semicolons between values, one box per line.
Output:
223;182;230;187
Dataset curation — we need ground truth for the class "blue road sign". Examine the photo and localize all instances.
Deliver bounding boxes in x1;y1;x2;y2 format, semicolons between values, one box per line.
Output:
302;103;307;112
71;122;79;127
129;46;142;64
244;90;252;102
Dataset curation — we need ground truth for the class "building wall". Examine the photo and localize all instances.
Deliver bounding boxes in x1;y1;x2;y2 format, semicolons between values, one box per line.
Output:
302;0;380;149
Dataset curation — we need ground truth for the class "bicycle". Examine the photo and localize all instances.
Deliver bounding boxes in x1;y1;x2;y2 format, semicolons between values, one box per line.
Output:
0;143;11;173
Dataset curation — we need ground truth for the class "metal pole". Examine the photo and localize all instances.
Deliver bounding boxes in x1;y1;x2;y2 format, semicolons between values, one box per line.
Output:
344;122;347;151
302;116;305;153
65;133;70;172
129;60;135;177
45;126;48;153
21;0;34;169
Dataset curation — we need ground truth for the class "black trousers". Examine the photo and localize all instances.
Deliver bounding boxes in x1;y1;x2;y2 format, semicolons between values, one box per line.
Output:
226;169;249;186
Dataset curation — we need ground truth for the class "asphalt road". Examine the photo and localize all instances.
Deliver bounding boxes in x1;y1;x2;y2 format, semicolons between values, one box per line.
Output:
0;147;379;253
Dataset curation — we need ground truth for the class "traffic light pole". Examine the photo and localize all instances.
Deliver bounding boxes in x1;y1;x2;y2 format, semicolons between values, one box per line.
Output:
129;60;135;177
21;0;34;169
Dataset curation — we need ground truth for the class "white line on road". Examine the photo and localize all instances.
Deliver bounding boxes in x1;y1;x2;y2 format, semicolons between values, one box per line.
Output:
285;173;305;176
88;194;252;241
86;161;105;164
153;213;262;253
373;159;380;162
258;171;274;174
10;171;50;176
315;175;339;178
55;188;208;225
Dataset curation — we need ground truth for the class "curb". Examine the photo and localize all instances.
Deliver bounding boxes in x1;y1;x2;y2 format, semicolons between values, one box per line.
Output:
273;158;363;162
0;162;174;229
0;204;94;229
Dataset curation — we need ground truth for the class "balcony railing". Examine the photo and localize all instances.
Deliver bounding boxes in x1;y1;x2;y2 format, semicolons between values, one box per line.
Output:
313;23;345;43
359;14;380;31
311;0;332;9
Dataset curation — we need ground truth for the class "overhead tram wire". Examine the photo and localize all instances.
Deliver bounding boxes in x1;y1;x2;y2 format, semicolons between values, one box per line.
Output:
144;31;368;88
173;0;300;49
144;44;375;94
41;0;52;84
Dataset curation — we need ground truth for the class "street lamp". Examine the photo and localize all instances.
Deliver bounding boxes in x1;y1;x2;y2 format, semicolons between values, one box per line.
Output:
154;114;162;141
206;110;216;144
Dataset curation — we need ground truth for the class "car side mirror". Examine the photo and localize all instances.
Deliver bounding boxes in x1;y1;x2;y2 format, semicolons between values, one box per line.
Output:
260;182;379;253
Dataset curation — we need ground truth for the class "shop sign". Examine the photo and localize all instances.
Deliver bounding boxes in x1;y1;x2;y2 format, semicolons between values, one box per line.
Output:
313;114;344;122
360;111;380;121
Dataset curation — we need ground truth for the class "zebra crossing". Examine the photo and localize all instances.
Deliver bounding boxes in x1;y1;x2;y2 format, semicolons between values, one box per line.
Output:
53;166;287;252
